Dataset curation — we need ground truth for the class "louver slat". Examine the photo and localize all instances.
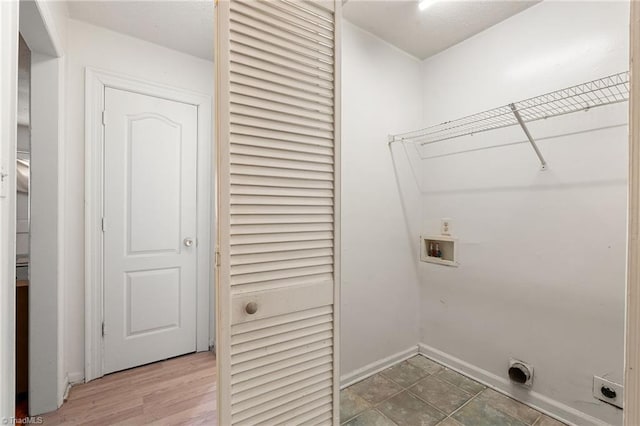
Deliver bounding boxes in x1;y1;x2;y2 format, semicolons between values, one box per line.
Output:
231;141;334;161
230;114;333;140
230;20;334;65
231;214;334;225
231;247;334;266
234;0;334;40
230;62;334;100
231;343;333;376
272;0;334;24
230;257;334;277
231;123;334;147
230;94;333;123
232;372;333;408
230;42;333;83
229;9;334;56
230;103;334;131
232;380;333;421
230;81;334;115
232;354;333;389
230;232;333;246
230;186;334;198
231;313;333;345
233;390;332;426
232;305;333;334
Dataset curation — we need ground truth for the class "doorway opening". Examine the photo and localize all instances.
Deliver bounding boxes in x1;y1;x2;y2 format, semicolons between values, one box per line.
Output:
15;32;30;421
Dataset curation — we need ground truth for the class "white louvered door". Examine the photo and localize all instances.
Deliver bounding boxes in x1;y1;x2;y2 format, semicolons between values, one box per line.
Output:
215;0;341;424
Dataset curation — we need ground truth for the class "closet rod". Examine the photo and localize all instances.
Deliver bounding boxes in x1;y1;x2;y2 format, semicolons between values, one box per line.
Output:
389;71;630;168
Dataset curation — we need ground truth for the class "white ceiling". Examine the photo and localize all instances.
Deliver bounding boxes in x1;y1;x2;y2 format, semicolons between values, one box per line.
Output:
343;0;539;60
67;0;214;61
65;1;537;63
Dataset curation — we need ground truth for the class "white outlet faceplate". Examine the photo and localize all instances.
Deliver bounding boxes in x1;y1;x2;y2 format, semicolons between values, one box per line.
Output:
593;376;623;409
441;218;452;236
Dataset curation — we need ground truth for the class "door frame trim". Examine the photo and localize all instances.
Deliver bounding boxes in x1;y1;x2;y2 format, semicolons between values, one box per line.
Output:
84;67;213;382
0;0;19;420
331;2;342;423
626;2;640;424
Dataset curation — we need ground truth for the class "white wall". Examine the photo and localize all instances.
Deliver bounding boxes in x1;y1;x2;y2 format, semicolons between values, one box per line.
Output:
416;2;629;424
63;18;214;380
41;0;70;409
341;22;423;380
19;0;69;414
30;51;65;414
0;1;19;420
17;36;30;261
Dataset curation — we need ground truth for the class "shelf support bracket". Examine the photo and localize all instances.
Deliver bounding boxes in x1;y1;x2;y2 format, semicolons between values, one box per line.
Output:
509;103;548;170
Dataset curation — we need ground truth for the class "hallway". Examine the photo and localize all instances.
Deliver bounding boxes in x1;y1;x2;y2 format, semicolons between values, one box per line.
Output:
42;352;216;425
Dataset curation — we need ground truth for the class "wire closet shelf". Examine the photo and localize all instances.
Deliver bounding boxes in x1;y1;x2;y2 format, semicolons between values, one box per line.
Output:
389;71;630;169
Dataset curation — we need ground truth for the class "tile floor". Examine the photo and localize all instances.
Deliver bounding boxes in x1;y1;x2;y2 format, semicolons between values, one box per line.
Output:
340;355;566;426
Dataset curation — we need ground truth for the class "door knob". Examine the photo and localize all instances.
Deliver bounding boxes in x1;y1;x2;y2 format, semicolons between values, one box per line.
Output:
245;302;258;315
183;238;194;247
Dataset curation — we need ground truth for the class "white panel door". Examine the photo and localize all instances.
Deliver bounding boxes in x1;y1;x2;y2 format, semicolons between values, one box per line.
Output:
216;1;341;424
103;87;198;374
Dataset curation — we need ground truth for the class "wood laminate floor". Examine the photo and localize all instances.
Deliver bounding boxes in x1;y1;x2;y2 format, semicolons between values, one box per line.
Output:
41;351;216;426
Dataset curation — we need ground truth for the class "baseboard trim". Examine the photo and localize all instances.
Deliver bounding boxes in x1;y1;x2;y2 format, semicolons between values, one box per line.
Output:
59;371;84;406
68;371;84;387
418;343;608;426
58;374;68;407
340;345;419;389
67;372;84;385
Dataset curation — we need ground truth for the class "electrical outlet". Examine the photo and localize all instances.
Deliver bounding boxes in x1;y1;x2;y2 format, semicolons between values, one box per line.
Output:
441;218;452;236
593;376;623;409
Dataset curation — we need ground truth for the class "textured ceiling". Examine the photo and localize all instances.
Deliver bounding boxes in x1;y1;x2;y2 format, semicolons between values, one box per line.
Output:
67;0;214;61
66;1;538;64
343;0;540;60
